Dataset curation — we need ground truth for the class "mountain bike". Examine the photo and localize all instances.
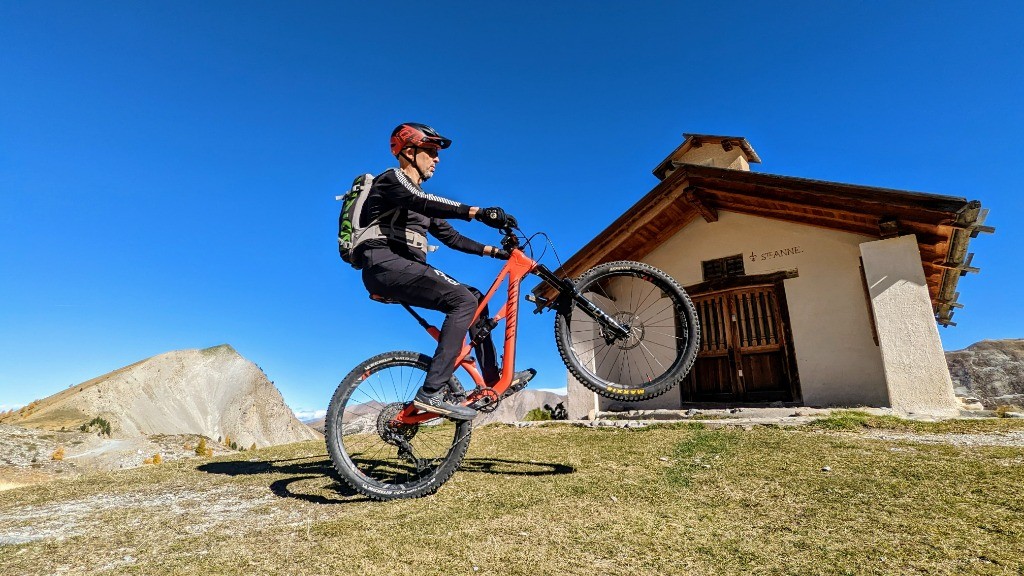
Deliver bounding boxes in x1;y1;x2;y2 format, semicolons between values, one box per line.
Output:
325;223;700;500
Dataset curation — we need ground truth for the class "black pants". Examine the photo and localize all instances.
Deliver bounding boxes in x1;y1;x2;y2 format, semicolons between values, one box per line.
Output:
361;248;499;393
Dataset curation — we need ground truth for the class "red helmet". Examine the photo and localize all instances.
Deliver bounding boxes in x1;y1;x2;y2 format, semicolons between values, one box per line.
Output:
390;123;452;156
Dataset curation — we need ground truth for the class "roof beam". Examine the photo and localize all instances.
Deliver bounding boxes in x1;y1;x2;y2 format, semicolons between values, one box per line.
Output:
683;187;718;223
878;217;900;239
931;252;981;274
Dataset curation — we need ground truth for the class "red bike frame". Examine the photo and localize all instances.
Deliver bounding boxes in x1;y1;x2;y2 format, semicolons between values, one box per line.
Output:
394;248;539;425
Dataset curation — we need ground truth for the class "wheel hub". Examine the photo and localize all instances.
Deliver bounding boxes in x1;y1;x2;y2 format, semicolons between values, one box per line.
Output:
606;312;644;350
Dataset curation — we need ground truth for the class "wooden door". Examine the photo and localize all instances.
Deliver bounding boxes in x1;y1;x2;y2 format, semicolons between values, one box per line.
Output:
686;283;797;402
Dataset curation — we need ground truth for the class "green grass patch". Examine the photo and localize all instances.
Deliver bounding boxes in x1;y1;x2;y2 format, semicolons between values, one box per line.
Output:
808;410;1024;433
666;429;740;487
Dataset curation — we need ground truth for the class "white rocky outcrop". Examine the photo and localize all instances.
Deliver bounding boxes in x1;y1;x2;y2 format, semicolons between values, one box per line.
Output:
9;345;321;448
946;339;1024;407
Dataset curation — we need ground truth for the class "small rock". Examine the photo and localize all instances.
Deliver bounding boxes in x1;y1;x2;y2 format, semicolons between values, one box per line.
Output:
730;408;741;413
685;408;698;416
701;464;711;469
659;456;670;462
821;466;832;472
1006;412;1024;419
610;495;619;503
517;531;528;537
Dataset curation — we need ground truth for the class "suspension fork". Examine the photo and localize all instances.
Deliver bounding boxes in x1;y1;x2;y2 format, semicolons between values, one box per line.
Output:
532;264;631;340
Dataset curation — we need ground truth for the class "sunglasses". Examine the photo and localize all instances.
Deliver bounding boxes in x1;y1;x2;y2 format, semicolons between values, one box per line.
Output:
417;147;440;159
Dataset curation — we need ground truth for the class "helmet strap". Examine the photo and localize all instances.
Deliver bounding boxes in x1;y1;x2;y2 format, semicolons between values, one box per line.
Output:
400;147;430;182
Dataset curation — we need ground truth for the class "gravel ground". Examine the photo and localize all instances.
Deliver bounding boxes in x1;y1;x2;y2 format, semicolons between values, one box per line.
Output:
0;424;233;490
862;430;1024;447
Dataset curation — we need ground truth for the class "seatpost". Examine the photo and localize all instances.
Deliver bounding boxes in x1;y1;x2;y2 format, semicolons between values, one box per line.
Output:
401;303;432;330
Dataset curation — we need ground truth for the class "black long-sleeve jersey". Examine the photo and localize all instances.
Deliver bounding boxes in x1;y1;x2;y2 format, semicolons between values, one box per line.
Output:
354;167;486;265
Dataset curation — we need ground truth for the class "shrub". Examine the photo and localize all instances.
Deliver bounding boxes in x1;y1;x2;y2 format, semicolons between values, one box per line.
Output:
144;453;163;465
195;438;209;457
545;402;568;420
51;446;65;461
995;405;1022;418
250;443;257;451
524;408;552;421
524;403;568;421
79;417;112;437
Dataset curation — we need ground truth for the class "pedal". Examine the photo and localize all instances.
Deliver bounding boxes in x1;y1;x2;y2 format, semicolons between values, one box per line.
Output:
500;368;536;399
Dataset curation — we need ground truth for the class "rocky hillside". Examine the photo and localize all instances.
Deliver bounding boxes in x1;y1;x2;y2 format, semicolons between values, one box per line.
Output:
0;345;320;448
946;339;1024;407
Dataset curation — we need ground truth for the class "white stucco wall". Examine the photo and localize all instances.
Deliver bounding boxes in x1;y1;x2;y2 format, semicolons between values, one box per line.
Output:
671;146;750;171
582;210;889;412
860;236;958;416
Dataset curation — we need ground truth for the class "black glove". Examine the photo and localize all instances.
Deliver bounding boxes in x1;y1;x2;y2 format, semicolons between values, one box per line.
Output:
487;246;511;260
476;207;514;229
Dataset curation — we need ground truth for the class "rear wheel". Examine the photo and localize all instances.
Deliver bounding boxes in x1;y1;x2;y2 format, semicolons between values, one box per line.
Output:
555;261;700;402
325;351;472;500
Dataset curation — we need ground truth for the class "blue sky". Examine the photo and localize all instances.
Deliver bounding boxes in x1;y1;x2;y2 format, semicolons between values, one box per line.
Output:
2;1;1021;417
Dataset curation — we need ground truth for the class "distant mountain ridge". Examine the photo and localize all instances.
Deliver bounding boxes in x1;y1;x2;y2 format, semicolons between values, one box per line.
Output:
0;345;320;447
946;339;1024;407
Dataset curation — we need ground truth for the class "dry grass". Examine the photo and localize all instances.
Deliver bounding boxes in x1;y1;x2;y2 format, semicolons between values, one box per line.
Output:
1;419;1023;575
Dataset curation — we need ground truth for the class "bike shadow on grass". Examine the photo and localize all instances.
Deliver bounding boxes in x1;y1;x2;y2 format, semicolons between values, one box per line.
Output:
197;456;575;505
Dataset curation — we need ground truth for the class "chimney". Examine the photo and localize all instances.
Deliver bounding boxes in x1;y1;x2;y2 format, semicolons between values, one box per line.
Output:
653;134;761;180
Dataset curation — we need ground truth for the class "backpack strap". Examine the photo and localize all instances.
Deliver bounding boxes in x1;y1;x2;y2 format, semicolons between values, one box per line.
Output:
355;208;438;254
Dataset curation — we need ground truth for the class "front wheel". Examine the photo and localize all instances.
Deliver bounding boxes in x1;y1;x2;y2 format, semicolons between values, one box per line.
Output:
555;261;700;402
324;351;472;500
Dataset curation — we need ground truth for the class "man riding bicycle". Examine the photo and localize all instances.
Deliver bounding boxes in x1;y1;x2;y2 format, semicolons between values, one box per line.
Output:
353;122;535;421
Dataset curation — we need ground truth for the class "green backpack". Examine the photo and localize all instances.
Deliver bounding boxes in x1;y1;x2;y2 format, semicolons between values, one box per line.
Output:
336;173;375;267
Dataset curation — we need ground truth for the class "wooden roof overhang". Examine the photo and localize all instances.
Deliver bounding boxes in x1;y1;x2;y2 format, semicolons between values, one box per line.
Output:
535;164;993;326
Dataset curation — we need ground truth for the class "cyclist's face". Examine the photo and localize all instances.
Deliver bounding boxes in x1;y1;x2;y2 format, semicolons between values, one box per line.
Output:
416;147;440;179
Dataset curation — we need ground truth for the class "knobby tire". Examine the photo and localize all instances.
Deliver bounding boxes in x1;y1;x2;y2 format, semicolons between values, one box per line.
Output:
555;261;700;402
